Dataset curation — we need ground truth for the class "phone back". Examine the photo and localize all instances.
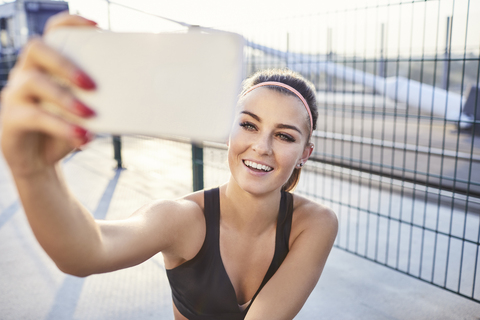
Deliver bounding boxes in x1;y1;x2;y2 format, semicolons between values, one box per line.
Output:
45;28;245;143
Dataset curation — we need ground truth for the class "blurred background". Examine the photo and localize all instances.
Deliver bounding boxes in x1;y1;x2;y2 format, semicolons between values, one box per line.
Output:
0;0;479;319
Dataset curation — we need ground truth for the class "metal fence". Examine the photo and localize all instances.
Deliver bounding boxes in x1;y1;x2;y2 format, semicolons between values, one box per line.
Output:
1;0;479;304
0;54;16;88
224;0;480;303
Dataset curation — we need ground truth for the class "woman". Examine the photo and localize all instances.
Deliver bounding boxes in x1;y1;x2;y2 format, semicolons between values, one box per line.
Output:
0;14;338;320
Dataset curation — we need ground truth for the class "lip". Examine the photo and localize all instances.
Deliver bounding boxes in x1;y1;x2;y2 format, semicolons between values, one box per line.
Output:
242;159;274;176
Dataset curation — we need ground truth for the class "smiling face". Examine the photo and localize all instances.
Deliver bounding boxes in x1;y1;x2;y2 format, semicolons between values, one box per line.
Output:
227;87;313;196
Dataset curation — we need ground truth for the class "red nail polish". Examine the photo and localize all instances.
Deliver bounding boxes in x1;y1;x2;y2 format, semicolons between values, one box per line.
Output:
73;71;96;90
81;133;93;145
85;19;98;26
73;126;88;138
73;100;96;117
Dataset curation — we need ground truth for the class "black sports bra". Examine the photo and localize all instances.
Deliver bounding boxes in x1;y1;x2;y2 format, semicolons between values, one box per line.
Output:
165;187;294;320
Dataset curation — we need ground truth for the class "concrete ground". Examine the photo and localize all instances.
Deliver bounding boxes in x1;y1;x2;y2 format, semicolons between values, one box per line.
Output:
1;136;480;320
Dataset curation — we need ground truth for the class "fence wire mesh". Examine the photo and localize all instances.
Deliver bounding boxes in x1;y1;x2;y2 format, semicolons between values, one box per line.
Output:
221;0;480;302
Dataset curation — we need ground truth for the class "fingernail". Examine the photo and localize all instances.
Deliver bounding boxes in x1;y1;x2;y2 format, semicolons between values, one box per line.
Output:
81;132;94;145
85;19;98;26
72;70;96;90
72;100;96;117
73;126;88;138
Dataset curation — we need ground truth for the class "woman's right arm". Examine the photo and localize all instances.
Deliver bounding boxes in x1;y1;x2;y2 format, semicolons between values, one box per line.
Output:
0;14;102;275
12;167;204;276
0;13;205;276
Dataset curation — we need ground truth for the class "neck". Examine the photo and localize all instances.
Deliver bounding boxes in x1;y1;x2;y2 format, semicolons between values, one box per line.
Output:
219;178;282;234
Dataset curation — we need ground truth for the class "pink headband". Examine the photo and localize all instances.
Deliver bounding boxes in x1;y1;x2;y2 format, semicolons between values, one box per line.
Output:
242;81;313;134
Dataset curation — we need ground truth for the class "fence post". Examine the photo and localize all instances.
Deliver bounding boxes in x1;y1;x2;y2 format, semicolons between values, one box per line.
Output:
192;143;204;191
286;32;289;67
442;16;451;90
378;23;386;78
113;135;123;169
327;27;333;91
463;85;480;135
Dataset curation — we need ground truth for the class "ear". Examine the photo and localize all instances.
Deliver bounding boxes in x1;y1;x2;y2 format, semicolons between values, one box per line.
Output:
300;143;314;163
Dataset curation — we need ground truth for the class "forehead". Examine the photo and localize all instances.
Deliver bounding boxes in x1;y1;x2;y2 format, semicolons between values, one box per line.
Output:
238;87;309;128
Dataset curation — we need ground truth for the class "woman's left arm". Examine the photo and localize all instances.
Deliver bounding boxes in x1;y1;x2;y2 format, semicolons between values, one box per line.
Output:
245;204;338;320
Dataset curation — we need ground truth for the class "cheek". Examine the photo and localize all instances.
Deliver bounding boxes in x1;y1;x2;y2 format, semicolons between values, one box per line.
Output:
228;125;249;148
227;127;245;161
276;145;304;171
279;143;303;160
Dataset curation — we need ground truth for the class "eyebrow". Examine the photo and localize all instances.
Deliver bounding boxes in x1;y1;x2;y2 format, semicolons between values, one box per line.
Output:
241;111;260;122
240;111;303;135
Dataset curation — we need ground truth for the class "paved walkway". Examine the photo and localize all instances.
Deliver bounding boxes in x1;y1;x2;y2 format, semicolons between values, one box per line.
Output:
1;136;480;319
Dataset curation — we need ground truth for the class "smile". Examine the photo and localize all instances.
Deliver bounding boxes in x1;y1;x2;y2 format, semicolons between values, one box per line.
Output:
243;160;273;172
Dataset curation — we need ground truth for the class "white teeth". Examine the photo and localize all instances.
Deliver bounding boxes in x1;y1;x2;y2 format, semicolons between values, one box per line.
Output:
244;160;272;172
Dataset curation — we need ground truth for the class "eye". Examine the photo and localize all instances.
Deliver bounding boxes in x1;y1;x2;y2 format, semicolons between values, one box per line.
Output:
277;133;295;142
240;121;257;131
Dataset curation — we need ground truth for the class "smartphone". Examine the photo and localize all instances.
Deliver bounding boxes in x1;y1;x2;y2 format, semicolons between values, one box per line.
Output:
44;28;245;143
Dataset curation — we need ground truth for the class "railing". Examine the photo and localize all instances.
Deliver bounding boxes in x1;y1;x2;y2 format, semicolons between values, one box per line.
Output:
228;0;480;303
0;54;16;87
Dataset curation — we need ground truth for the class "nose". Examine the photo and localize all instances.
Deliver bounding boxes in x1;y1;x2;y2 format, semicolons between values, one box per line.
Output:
252;133;273;156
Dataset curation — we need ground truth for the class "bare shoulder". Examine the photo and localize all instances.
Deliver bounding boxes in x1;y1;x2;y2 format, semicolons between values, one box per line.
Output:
290;193;338;246
125;190;206;265
136;190;204;224
87;190;208;274
292;193;337;229
121;190;206;244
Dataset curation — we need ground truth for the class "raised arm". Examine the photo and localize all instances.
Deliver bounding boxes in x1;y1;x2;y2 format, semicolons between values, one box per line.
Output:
13;169;203;276
0;13;204;277
0;13;100;272
245;200;338;320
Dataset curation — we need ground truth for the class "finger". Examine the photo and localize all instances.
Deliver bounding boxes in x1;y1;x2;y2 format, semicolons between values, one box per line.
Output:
13;104;92;147
18;38;96;90
3;69;95;121
21;69;96;118
44;12;97;35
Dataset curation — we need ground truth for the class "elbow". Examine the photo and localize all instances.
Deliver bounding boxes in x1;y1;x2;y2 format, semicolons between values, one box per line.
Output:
51;246;104;277
63;270;92;278
56;262;94;278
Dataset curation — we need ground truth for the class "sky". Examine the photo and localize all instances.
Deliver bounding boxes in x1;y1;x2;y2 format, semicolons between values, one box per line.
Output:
2;0;478;57
66;0;383;31
64;0;480;57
